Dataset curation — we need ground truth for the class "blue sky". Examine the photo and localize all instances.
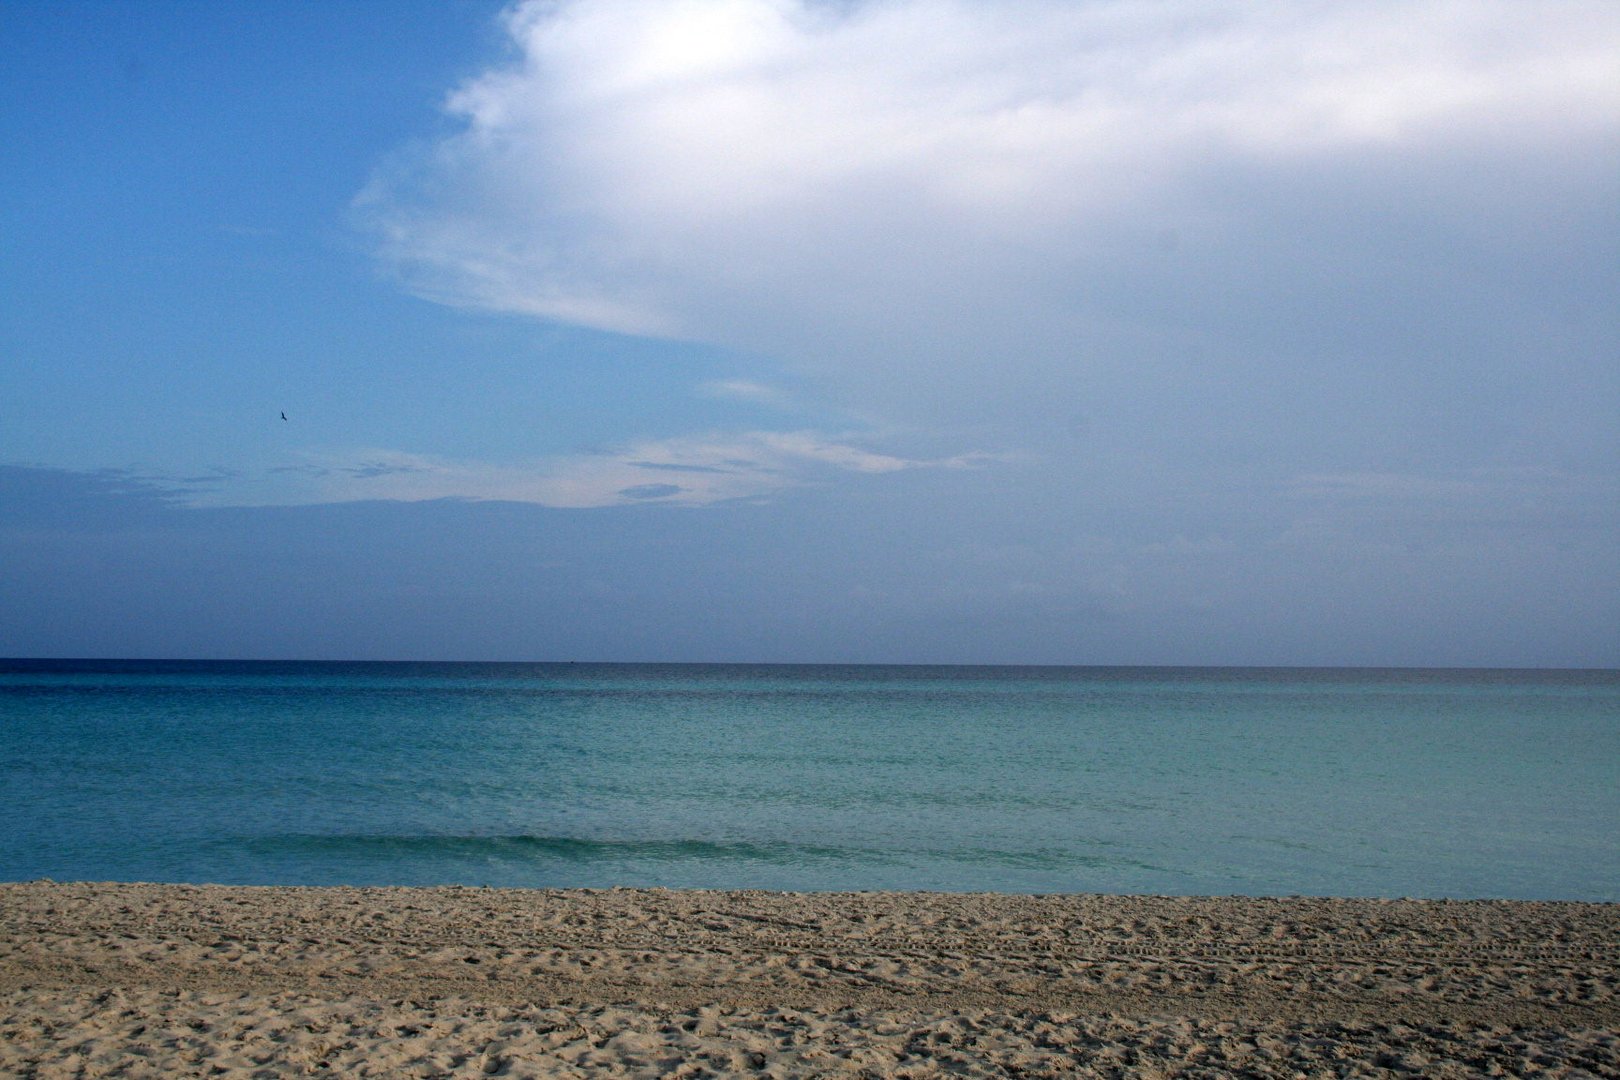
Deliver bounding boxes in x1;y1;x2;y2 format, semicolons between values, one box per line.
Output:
3;0;1617;664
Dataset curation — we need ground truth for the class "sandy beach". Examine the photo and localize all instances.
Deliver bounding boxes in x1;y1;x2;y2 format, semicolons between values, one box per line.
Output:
1;881;1616;1077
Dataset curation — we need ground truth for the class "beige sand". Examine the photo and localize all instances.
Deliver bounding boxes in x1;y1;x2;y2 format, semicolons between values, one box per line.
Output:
2;881;1616;1077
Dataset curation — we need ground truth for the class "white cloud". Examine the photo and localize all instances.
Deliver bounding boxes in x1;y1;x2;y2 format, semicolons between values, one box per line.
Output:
699;378;793;406
358;0;1620;381
199;431;989;509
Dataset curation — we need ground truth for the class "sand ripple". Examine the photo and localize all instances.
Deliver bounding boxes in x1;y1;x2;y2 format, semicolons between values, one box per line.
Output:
2;882;1616;1076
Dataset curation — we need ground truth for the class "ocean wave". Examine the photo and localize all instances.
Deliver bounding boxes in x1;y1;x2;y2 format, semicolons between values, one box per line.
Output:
241;833;884;866
237;832;1163;874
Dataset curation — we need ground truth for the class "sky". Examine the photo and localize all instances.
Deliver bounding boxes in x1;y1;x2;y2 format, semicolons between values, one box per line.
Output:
2;0;1617;666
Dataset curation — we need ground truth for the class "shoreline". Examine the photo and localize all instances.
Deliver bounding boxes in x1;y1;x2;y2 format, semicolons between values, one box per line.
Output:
4;881;1618;1075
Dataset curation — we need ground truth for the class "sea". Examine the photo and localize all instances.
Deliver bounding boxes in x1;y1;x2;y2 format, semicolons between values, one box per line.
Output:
1;660;1616;900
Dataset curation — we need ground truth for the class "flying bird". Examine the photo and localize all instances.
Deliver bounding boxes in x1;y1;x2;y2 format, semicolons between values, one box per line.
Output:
280;412;287;421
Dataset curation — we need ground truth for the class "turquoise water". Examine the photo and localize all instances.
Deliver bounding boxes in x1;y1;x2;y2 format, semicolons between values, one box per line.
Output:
1;660;1616;899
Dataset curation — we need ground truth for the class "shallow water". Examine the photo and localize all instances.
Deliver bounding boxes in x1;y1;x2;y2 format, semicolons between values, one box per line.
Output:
2;660;1615;898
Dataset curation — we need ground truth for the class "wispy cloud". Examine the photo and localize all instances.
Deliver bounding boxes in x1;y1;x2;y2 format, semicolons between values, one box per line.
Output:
1287;467;1620;529
699;379;795;407
185;431;994;509
1291;466;1606;503
618;482;685;500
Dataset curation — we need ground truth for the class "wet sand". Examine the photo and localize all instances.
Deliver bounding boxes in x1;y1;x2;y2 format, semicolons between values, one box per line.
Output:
2;881;1616;1076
